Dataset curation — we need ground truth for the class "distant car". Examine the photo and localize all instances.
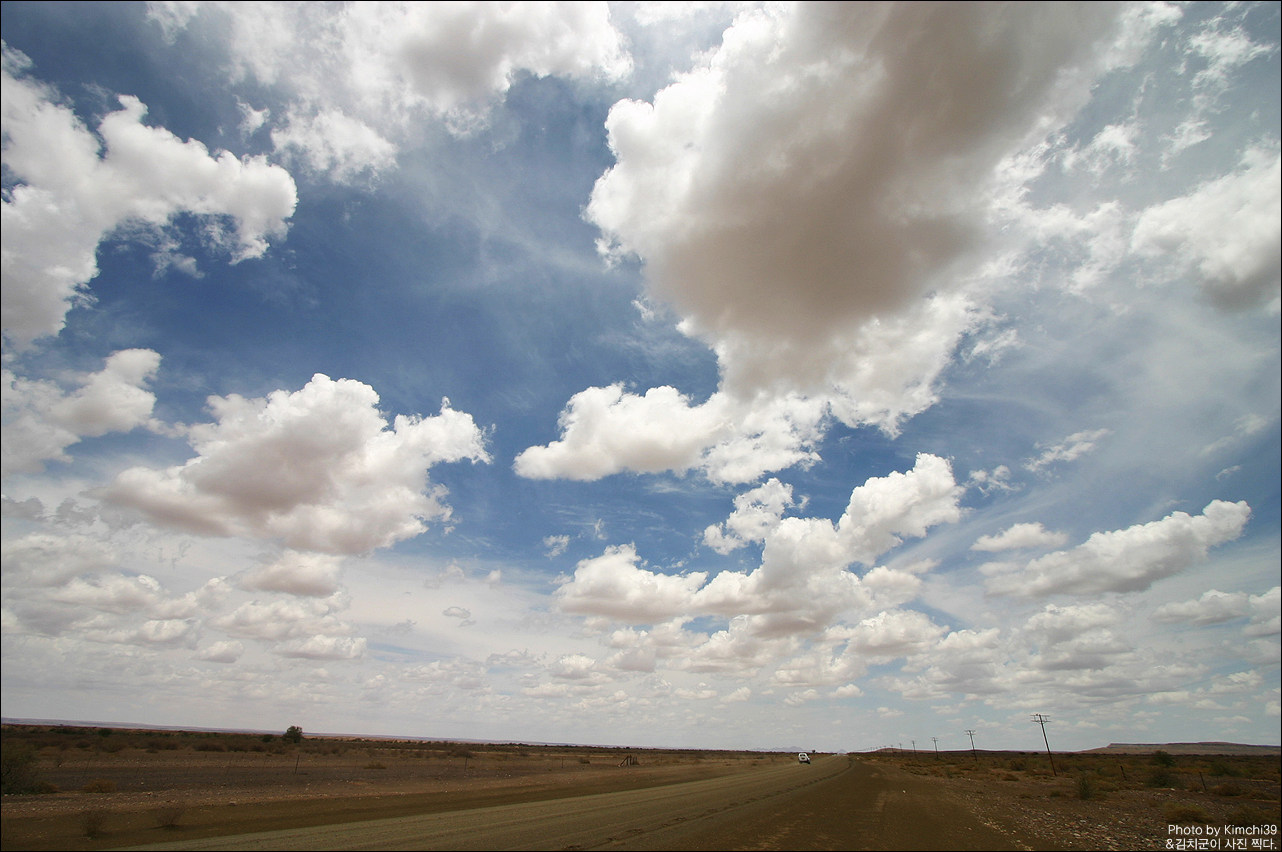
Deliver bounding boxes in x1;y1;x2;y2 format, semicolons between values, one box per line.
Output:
798;752;811;764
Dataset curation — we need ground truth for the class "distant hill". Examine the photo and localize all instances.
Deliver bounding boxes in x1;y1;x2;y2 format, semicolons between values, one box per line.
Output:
1083;742;1280;756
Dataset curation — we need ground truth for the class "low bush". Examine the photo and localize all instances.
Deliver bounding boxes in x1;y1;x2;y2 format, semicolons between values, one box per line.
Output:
1076;772;1098;800
1;740;40;794
153;805;186;828
81;778;117;793
1226;805;1280;828
1166;804;1210;824
80;809;110;838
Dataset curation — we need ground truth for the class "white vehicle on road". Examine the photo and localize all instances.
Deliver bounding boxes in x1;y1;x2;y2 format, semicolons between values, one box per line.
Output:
798;752;811;764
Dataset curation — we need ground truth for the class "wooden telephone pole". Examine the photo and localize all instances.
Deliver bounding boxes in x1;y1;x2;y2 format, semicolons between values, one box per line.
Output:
1032;714;1057;776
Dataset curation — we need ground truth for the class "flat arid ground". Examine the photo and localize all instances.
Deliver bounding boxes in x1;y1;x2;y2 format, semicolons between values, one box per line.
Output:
2;725;1278;851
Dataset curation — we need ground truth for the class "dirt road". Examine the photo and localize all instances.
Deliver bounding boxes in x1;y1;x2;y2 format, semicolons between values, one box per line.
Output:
117;754;1035;851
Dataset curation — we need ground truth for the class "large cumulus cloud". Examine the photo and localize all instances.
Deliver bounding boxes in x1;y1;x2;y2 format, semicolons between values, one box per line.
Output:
149;1;632;178
104;374;491;554
1;44;297;349
521;2;1172;483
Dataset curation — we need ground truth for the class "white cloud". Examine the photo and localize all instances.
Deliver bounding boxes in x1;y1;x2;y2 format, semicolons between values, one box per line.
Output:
278;634;366;660
239;550;344;597
50;573;169;615
703;478;795;554
972;522;1070;553
589;3;1137;345
586;2;1154;387
195;639;244;663
1063;122;1140;174
104;374;490;554
3;538;233;643
1246;587;1281;638
1023;601;1121;644
1132;148;1281;310
836;453;963;566
515;383;835;485
1188;23;1272;91
986;500;1251;597
543;535;570;558
558;454;959;649
845;610;947;662
555;544;708;623
161;2;631;177
1025;429;1111;472
527;3;1168;484
1153;589;1250;625
214;596;354;645
513;384;729;481
271;108;397;183
1;531;120;588
2;350;161;476
1;48;297;348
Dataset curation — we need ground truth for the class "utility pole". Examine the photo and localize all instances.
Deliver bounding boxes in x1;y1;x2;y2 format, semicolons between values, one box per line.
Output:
965;729;977;763
931;736;940;757
1032;713;1057;776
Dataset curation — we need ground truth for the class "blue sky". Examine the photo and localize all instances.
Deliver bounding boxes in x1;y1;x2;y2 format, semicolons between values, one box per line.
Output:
2;1;1278;754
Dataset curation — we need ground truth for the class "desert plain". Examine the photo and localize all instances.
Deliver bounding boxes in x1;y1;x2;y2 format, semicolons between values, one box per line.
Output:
2;724;1278;850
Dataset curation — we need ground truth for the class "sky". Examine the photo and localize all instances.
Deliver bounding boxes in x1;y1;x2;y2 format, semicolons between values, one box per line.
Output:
1;1;1278;755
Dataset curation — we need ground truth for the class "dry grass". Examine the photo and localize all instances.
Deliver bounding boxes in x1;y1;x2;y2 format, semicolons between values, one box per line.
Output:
865;748;1280;850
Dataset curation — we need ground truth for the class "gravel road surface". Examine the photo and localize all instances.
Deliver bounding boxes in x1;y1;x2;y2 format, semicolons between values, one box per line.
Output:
117;754;1033;851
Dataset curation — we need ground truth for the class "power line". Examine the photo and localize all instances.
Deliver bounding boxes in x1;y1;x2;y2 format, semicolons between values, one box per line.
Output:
964;729;977;763
1032;713;1057;776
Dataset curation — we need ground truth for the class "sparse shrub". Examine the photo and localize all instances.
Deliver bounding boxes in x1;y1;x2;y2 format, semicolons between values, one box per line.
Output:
82;778;117;793
1212;781;1244;797
194;741;226;752
154;805;186;828
365;761;387;770
1152;750;1175;767
1008;758;1026;771
283;725;303;744
1077;772;1098;800
1208;759;1240;778
1;740;40;794
1147;768;1176;788
578;757;591;765
81;809;109;838
1166;804;1210;824
1227;805;1280;828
